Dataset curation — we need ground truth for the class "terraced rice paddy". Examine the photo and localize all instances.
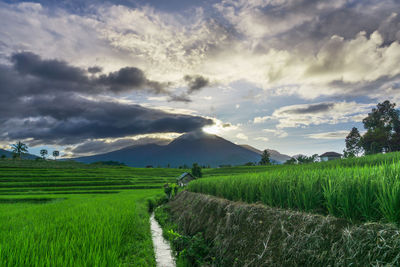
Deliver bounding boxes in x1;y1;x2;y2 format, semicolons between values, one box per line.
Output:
0;160;186;266
0;163;185;196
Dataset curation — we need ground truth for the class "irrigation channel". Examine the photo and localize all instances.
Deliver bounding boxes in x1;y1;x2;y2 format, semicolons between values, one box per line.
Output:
150;213;176;267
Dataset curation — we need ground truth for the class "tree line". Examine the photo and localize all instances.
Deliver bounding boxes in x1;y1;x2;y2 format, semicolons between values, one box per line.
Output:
1;141;60;160
344;100;400;157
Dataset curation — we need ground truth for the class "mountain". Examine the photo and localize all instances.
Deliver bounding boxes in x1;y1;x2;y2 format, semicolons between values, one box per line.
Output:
239;145;292;164
73;132;262;167
0;149;39;159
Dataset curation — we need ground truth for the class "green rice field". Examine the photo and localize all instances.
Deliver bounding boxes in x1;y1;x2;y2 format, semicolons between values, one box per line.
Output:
0;159;277;266
189;152;400;224
0;160;187;266
3;152;400;266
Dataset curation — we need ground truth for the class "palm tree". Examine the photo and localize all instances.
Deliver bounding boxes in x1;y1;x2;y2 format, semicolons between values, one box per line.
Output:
53;150;60;160
11;141;28;159
40;149;48;159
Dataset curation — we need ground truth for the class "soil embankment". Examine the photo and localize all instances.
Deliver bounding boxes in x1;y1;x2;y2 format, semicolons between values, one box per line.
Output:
167;191;400;266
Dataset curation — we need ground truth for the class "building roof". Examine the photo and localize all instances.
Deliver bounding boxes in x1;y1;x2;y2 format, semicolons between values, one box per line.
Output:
320;151;342;157
177;172;195;180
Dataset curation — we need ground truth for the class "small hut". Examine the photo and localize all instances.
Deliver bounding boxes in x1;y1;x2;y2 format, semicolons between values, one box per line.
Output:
177;172;196;187
319;152;342;161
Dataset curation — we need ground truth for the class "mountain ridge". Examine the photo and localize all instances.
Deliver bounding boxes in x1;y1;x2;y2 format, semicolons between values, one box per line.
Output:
73;133;290;167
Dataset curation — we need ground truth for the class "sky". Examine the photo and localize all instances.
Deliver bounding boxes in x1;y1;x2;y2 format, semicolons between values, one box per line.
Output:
0;0;399;157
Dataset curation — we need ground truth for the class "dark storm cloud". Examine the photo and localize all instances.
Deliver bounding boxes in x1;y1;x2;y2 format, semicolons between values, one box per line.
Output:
168;93;192;103
11;52;87;82
184;75;210;94
0;53;214;145
10;52;166;94
88;66;102;73
283;103;335;114
1;93;213;145
97;67;165;93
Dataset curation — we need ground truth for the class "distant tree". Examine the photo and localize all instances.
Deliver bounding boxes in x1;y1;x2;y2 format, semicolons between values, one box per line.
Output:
164;183;173;199
284;158;297;165
183;164;189;169
191;163;202;178
361;100;400;154
53;150;60;160
259;150;271;165
40;149;48;159
167;163;170;168
296;154;318;164
310;154;319;162
0;154;6;159
164;183;178;199
244;162;255;166
11;141;28;159
343;127;362;158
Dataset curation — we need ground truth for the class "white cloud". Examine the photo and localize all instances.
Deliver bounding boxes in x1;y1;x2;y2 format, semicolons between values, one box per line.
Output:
147;96;169;101
262;129;288;138
253;116;271;124
255;137;269;142
236;133;249;140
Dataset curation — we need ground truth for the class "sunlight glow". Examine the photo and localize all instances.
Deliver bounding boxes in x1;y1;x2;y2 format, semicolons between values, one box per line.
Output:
202;125;220;135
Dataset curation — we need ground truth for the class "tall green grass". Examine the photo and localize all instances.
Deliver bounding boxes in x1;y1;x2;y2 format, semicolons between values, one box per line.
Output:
188;152;400;224
0;190;159;266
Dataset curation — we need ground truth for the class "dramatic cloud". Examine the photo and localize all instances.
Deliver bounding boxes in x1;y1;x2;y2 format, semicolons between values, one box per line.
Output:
0;54;214;145
2;1;400;100
271;102;374;128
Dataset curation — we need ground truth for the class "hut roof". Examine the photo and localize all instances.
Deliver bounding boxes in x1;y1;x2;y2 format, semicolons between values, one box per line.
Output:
177;172;195;181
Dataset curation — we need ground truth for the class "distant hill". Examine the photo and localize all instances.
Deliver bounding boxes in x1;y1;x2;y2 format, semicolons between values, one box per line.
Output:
73;132;263;168
0;149;39;159
239;145;292;164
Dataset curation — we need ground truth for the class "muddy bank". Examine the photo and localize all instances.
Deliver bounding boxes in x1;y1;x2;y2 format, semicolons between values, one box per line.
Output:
167;191;400;266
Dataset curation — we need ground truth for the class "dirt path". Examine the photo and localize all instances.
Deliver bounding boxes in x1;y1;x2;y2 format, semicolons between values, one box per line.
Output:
150;212;175;267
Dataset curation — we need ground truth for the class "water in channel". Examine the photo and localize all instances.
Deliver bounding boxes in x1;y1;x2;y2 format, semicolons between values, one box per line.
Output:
150;212;176;267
